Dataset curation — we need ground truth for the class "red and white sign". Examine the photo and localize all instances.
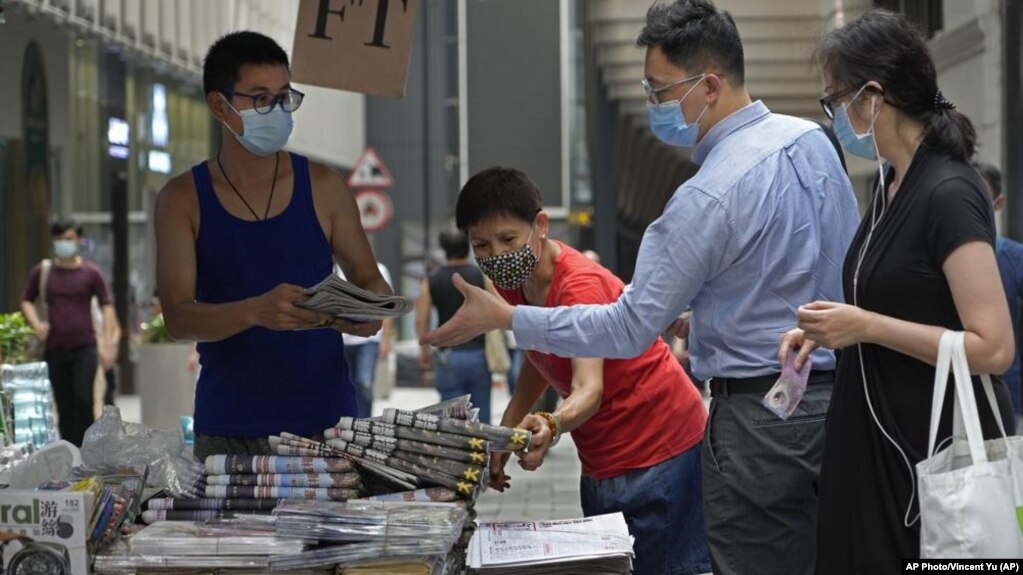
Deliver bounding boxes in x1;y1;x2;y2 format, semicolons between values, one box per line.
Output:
355;189;393;232
348;147;394;189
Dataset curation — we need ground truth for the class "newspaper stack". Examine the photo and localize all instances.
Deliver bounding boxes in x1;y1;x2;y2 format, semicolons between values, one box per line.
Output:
299;274;413;321
267;499;469;571
93;520;308;573
323;411;530;498
202;453;363;502
467;513;635;575
141;495;279;524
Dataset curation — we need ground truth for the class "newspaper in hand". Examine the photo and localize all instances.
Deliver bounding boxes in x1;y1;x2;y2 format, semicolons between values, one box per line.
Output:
762;353;812;420
298;274;413;322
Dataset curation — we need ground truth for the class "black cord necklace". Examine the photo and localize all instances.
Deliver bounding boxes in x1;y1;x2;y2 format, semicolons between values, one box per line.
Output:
217;151;280;221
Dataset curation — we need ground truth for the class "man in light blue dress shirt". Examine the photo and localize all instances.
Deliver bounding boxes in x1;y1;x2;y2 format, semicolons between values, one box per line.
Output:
423;1;859;573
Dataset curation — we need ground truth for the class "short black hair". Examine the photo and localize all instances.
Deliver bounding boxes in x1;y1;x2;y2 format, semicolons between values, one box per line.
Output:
637;0;745;86
439;229;470;260
817;10;975;162
973;161;1002;197
51;218;82;237
203;31;290;95
455;167;543;232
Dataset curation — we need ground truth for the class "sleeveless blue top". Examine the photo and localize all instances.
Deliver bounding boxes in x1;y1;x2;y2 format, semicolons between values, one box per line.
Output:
191;153;355;437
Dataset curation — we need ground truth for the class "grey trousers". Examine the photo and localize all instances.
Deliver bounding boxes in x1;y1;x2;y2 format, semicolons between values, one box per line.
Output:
702;382;832;575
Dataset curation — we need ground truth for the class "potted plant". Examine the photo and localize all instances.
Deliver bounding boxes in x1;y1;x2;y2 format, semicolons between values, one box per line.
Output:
135;313;196;433
0;312;35;365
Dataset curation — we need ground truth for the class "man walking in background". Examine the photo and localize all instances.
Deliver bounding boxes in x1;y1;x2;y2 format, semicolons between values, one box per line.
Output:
21;219;120;446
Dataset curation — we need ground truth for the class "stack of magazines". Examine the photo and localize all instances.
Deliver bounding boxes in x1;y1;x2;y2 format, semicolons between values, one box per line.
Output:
467;513;635;575
299;274;414;321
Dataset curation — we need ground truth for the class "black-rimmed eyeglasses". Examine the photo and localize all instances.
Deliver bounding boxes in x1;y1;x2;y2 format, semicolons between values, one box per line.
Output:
819;86;858;120
221;88;305;114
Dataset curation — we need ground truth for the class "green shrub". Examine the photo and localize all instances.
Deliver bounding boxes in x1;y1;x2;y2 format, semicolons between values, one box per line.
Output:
143;313;174;344
0;313;35;365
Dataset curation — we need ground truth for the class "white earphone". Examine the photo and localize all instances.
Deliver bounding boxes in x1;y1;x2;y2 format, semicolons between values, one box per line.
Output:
852;161;926;527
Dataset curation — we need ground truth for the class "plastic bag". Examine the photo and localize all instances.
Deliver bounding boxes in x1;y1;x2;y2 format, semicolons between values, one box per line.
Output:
7;440;81;488
80;406;205;497
762;354;812;420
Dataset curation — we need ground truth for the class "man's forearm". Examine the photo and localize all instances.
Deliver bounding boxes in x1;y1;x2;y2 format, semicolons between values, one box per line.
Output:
102;307;121;349
164;299;258;342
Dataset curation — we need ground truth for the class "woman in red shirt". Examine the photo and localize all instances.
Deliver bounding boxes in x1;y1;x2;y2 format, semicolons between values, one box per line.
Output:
456;167;710;575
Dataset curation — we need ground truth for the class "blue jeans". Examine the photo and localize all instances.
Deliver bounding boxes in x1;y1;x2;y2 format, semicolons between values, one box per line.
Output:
580;443;711;575
434;347;492;424
508;348;524;394
344;341;379;418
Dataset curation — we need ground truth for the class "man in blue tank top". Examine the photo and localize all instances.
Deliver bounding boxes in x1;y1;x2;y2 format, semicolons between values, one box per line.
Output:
154;32;392;462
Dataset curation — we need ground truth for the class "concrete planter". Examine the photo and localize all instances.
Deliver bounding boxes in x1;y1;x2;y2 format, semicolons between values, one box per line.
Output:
135;342;195;433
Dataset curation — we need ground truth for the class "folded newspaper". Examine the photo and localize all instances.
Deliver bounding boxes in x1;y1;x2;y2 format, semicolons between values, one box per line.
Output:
467;513;634;575
299;275;413;322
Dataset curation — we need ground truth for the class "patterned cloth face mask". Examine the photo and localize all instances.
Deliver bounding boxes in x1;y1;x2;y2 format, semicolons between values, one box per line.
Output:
476;225;540;290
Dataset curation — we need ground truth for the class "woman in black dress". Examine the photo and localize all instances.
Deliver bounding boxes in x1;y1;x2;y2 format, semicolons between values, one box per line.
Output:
779;10;1017;574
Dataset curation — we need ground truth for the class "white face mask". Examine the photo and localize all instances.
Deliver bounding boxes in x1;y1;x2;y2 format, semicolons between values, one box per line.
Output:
221;94;294;156
53;239;78;259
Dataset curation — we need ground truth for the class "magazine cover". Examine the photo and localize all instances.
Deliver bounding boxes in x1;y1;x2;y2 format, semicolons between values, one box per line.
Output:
0;490;90;575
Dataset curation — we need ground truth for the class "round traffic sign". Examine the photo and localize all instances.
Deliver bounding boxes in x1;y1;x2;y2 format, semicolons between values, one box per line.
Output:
354;189;393;233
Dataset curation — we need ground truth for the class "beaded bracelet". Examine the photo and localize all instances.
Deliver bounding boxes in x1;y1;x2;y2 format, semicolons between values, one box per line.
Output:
534;411;562;447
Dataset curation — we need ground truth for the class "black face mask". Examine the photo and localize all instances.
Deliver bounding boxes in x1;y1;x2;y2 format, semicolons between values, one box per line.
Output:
476;226;540;290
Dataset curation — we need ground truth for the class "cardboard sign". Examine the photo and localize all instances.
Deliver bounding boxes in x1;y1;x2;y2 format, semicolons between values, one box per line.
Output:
292;0;419;98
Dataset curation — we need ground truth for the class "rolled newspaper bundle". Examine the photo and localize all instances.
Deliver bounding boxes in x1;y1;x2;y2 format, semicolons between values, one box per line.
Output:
414;395;474;420
145;498;279;511
363;487;461;503
140;509;272;524
205;455;354;475
331;419;490;452
204;485;360;501
381;408;531;451
205;473;362;488
268;434;420;491
270;434;346;458
393;450;485;486
330;440;476;497
329;430;487;465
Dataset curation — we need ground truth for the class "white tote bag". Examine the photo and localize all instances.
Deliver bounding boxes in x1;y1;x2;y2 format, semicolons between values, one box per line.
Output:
917;330;1023;558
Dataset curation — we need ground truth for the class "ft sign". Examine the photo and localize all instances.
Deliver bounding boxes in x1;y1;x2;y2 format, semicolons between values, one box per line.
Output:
292;0;418;98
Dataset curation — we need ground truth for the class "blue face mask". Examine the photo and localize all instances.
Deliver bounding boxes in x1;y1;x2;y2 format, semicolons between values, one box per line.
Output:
646;76;708;147
832;85;878;161
221;94;294;156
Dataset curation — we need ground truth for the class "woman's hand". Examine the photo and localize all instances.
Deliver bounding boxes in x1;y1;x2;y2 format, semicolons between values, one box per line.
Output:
796;301;874;350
